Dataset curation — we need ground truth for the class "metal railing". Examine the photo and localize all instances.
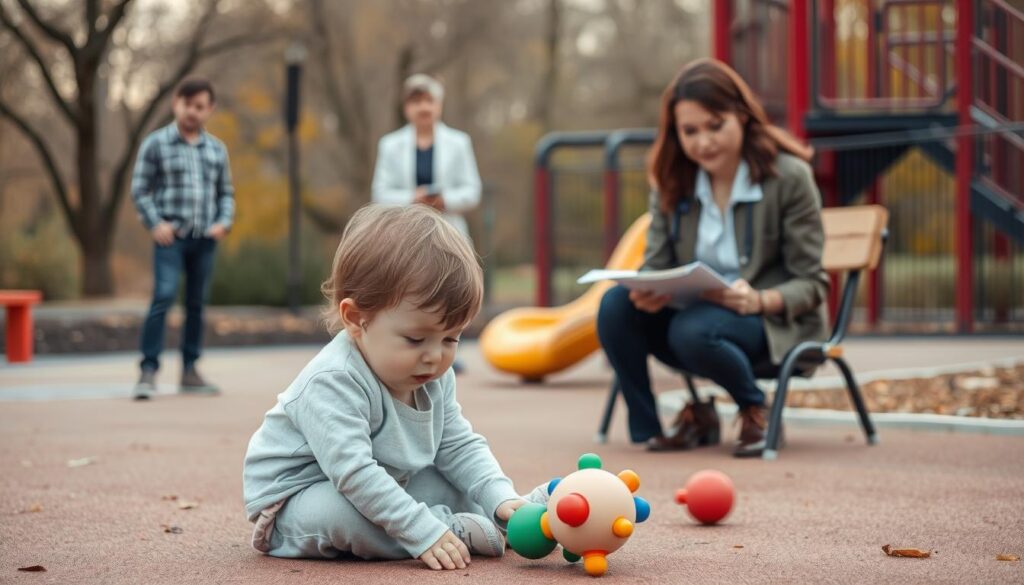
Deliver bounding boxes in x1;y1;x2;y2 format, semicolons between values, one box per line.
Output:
811;0;957;112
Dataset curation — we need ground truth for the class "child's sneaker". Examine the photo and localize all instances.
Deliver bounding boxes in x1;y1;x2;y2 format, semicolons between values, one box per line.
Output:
522;483;551;507
448;513;505;557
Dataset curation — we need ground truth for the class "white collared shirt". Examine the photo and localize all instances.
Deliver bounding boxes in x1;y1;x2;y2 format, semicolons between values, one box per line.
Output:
693;160;764;283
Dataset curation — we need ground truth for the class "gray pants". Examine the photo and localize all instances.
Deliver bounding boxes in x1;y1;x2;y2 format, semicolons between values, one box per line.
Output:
266;466;485;560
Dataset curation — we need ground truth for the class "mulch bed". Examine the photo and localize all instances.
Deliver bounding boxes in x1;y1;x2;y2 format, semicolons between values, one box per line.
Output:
784;363;1024;419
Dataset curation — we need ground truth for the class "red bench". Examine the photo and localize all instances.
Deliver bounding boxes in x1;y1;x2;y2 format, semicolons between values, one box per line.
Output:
0;290;42;363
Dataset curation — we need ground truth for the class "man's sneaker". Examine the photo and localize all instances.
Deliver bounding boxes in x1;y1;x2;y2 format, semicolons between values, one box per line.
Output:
448;513;505;557
179;367;221;395
133;368;156;401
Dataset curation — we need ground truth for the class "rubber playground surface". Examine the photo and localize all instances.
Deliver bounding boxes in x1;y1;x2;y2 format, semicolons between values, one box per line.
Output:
2;340;1022;584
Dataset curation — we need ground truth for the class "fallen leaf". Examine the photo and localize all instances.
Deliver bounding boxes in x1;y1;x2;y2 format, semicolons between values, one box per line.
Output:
161;524;183;534
882;544;931;558
996;554;1020;562
178;500;199;510
17;566;46;572
67;456;97;468
733;545;744;549
161;495;178;501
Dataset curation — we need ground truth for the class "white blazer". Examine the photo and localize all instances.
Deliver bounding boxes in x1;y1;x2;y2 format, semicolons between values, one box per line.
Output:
371;122;482;238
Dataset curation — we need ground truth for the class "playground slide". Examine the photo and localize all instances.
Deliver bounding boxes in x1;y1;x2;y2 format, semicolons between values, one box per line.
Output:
480;214;651;380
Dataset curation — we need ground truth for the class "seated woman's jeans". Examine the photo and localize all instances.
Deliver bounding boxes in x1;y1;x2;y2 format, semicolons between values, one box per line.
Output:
596;285;769;443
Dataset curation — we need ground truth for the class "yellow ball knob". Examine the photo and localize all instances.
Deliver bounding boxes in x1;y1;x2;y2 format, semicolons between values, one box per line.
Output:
540;511;553;540
618;469;640;493
583;553;608;576
612;516;634;538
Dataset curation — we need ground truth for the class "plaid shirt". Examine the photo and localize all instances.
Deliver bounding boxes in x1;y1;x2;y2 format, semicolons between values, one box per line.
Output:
131;123;235;237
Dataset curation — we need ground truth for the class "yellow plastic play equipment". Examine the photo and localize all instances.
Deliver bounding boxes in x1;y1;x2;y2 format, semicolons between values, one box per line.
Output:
481;214;651;381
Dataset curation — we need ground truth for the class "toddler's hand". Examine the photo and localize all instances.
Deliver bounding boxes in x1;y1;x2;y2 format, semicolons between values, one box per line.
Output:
418;530;471;570
496;498;527;522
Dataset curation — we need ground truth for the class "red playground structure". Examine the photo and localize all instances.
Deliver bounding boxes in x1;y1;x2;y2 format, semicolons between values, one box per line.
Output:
713;0;1021;332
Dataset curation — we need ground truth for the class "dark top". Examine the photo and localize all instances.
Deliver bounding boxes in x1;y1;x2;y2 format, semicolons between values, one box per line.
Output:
416;146;434;187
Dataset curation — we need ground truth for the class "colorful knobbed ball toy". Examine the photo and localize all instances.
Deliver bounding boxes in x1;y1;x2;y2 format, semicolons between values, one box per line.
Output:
507;453;651;577
674;469;734;525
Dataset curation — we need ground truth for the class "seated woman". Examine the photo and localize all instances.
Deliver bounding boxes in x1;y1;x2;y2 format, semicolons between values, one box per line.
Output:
597;59;829;458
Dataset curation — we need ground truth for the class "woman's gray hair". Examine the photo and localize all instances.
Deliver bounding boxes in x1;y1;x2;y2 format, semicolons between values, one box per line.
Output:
403;74;444;103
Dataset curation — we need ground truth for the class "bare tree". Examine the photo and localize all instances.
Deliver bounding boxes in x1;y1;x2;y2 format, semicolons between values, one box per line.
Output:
534;0;562;131
0;0;275;296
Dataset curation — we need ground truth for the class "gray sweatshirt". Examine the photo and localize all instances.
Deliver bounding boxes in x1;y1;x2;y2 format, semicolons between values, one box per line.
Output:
243;331;519;556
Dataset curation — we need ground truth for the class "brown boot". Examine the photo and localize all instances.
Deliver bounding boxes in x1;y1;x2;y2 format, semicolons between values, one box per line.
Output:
647;399;720;452
733;404;774;458
690;397;721;447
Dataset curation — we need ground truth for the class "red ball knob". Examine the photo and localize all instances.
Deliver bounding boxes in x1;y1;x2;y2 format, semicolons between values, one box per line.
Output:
556;492;590;527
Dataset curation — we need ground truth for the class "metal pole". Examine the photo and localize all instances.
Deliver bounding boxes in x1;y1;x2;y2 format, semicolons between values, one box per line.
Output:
287;116;300;314
713;0;732;64
285;44;305;315
954;0;974;332
788;0;810;140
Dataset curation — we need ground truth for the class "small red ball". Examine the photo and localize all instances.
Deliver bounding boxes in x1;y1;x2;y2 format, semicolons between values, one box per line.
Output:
676;470;734;525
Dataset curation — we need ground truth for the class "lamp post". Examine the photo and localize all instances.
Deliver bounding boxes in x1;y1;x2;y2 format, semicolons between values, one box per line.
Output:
284;42;306;315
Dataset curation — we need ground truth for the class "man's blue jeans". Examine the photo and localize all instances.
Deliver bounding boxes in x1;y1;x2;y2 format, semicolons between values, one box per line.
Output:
596;285;769;443
139;236;217;372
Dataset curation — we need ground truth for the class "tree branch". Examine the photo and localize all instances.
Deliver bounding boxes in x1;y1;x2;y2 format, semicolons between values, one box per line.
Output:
310;0;371;162
99;0;133;41
414;11;494;75
81;0;133;61
14;0;77;54
0;97;77;234
85;0;99;35
0;4;77;123
197;30;281;60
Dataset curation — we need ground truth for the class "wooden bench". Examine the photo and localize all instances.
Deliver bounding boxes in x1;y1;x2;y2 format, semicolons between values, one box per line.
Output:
596;205;890;460
0;290;42;363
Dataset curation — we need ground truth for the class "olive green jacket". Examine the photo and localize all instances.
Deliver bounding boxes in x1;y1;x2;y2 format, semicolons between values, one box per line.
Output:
642;153;830;365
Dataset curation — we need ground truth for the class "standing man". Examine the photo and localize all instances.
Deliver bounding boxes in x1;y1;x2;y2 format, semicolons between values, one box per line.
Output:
131;78;234;400
372;74;482;240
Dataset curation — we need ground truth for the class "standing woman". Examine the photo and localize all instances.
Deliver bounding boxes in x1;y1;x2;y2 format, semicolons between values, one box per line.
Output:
597;59;829;457
372;74;482;240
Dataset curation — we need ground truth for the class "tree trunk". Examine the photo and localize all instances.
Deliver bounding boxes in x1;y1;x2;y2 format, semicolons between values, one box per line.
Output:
80;233;114;296
75;53;114;297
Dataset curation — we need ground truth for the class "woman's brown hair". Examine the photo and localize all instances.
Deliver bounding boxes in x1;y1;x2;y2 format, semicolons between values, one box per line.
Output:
647;58;813;213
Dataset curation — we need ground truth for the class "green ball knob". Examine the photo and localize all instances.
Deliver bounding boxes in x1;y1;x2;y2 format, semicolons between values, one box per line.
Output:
507;503;557;559
578;452;602;470
563;548;581;563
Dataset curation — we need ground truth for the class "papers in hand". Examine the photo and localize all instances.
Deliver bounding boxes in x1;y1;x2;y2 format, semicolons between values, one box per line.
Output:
577;262;732;297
